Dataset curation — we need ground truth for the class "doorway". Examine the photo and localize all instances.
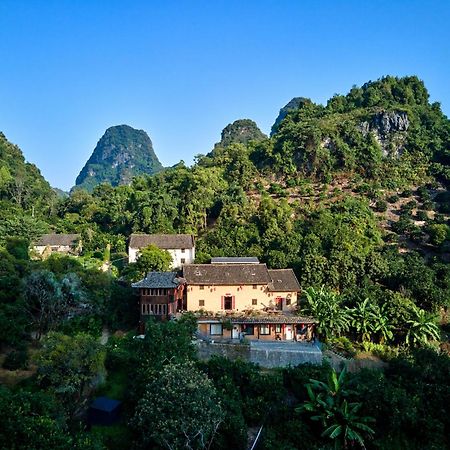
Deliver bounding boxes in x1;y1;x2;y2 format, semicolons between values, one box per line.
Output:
285;325;293;340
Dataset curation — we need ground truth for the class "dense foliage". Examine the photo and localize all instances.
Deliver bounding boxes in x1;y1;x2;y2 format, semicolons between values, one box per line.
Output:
75;125;163;192
0;75;449;449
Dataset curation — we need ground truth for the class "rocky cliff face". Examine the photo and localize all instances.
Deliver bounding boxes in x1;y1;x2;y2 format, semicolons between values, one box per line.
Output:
360;111;409;157
75;125;163;192
215;119;267;148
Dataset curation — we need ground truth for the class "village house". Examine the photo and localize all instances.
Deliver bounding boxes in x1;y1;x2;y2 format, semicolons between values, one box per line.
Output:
128;233;195;268
132;271;185;320
183;261;315;341
133;258;316;342
33;233;82;258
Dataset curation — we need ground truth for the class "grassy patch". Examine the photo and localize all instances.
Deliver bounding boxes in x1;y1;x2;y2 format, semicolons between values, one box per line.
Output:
96;367;128;401
91;424;132;450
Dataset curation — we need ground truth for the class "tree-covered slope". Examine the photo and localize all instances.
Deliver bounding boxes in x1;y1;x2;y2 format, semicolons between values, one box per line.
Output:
261;76;450;188
0;132;54;209
0;132;54;244
75;125;163;192
214;119;267;148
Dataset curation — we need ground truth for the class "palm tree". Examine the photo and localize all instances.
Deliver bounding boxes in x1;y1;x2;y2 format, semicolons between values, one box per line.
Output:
302;286;351;340
405;307;440;346
297;367;375;449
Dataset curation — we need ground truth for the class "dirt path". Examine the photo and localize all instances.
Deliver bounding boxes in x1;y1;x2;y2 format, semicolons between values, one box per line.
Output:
100;328;110;345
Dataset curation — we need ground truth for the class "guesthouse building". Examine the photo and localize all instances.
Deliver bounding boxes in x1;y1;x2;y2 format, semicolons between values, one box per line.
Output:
128;233;195;268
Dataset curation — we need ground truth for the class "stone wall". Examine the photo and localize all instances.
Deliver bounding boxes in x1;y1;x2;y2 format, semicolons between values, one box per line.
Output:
197;341;250;361
196;341;323;368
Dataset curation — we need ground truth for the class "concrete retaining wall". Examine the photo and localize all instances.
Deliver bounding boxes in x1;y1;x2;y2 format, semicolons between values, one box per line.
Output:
197;341;323;368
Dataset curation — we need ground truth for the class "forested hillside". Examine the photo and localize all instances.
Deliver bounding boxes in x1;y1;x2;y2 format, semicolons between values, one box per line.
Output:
0;132;54;245
0;75;449;449
75;124;163;192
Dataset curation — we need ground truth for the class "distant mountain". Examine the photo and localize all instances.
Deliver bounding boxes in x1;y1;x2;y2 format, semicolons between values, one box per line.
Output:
271;97;313;135
52;187;69;199
75;125;163;192
215;119;267;148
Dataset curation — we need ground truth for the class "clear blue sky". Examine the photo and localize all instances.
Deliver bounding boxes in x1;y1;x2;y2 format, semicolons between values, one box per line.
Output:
0;1;449;190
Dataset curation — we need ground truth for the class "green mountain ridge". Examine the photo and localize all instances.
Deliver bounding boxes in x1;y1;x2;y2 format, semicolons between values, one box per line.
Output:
74;124;163;192
1;75;450;450
215;119;267;148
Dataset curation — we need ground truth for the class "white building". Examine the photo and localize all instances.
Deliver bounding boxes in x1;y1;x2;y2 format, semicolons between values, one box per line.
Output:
128;233;195;268
33;234;82;258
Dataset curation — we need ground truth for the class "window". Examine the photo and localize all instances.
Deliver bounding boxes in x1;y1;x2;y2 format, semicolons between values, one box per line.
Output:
253;284;258;290
275;324;282;333
224;296;233;310
181;258;186;264
252;299;258;306
199;299;205;307
210;323;223;335
243;324;254;335
181;248;185;253
147;304;168;315
286;297;291;306
259;324;270;335
199;285;204;290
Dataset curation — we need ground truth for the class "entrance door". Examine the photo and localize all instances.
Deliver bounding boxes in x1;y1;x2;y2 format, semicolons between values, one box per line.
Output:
232;325;240;340
285;325;293;341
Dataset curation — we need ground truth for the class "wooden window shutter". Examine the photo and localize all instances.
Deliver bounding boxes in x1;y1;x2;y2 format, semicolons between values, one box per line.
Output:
221;296;224;310
232;296;235;310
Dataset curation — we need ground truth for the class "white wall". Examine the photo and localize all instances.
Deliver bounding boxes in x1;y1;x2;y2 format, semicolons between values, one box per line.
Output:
128;246;195;268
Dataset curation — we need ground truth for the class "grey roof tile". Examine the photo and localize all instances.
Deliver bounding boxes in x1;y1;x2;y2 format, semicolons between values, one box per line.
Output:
132;272;180;289
129;234;194;250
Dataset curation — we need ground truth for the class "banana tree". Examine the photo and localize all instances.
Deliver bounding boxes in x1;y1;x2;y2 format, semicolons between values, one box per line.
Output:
302;286;351;340
349;298;377;342
297;367;375;449
405;307;440;346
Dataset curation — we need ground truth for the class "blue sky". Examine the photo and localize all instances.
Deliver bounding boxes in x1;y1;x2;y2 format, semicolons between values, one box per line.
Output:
0;1;449;190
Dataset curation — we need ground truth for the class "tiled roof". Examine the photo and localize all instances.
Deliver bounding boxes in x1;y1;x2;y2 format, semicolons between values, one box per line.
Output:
132;272;180;289
129;234;194;250
211;256;260;264
183;263;271;285
35;233;80;247
197;315;316;324
231;316;315;324
268;269;301;292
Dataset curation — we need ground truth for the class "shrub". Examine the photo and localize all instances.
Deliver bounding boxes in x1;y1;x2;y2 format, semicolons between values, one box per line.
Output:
328;336;357;357
269;183;284;195
415;210;429;222
359;342;399;360
285;178;297;188
401;189;413;198
401;200;417;214
387;194;400;203
254;181;264;192
57;315;102;338
3;349;29;370
426;223;450;246
375;199;388;212
434;213;447;224
422;200;435;211
417;186;431;201
392;217;414;234
410;228;424;243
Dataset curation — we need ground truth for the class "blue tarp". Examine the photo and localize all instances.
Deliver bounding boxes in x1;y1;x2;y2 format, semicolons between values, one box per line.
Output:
88;397;122;426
